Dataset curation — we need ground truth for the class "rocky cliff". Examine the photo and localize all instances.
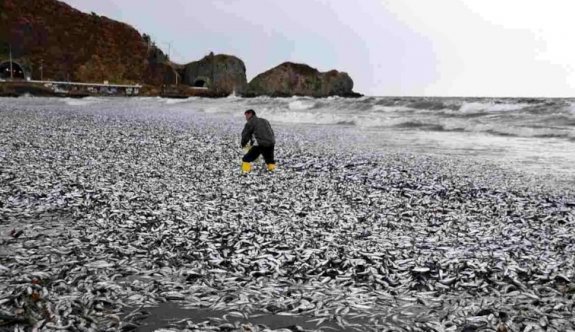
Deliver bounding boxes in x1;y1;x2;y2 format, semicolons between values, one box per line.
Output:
182;52;247;95
247;62;359;97
0;0;361;97
0;0;155;84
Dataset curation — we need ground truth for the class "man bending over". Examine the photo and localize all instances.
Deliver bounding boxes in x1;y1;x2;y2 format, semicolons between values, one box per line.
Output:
241;109;276;173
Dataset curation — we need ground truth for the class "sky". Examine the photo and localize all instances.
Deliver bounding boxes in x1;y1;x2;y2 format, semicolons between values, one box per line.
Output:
61;0;575;97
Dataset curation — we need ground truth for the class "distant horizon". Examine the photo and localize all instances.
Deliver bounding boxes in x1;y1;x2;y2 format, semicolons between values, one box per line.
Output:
42;0;575;98
366;94;575;99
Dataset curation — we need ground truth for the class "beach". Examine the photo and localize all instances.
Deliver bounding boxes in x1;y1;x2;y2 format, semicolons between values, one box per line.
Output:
0;97;574;331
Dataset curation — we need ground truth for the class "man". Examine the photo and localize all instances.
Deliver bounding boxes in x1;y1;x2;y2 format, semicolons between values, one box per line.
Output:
241;109;276;173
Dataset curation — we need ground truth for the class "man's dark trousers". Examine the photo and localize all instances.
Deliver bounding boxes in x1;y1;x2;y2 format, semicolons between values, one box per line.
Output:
242;145;275;164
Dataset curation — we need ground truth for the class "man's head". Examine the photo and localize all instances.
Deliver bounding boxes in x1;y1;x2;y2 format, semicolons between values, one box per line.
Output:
244;109;256;121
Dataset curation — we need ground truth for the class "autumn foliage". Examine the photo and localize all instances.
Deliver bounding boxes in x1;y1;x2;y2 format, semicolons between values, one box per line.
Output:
0;0;157;84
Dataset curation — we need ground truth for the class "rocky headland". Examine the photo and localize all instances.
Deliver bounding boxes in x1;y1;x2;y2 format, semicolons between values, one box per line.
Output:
247;62;359;98
0;0;361;98
181;52;248;96
0;0;149;84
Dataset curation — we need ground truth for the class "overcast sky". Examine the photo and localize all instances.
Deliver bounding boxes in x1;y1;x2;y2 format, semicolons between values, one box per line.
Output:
61;0;575;97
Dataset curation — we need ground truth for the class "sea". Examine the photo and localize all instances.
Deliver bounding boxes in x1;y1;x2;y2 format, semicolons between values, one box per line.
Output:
7;95;575;184
163;95;574;182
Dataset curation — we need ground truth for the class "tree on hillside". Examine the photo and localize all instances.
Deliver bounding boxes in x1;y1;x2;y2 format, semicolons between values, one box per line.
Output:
142;33;151;48
75;54;106;82
148;43;169;64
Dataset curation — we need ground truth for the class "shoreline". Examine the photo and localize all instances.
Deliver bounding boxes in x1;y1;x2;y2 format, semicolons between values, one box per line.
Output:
0;81;363;99
0;99;574;331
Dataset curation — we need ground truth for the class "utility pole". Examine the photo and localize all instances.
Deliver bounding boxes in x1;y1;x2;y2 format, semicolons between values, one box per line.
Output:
9;43;13;80
211;51;215;90
166;41;178;86
167;42;171;61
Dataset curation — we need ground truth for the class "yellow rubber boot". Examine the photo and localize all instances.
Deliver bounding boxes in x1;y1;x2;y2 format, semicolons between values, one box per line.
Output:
267;163;276;172
241;162;251;174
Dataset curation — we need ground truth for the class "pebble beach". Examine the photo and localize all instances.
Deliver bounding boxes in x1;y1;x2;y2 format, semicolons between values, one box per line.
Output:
1;97;574;331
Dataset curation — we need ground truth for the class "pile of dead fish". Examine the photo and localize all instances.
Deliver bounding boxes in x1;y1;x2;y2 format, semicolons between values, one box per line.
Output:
0;98;574;331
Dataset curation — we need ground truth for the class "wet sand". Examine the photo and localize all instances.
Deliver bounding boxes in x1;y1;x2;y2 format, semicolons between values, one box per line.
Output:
134;302;355;332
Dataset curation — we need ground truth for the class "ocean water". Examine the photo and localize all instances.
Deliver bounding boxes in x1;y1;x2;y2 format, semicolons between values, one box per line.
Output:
161;95;575;181
4;96;575;182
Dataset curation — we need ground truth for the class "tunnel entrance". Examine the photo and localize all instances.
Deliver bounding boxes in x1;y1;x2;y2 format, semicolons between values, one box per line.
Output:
0;61;25;79
193;79;207;88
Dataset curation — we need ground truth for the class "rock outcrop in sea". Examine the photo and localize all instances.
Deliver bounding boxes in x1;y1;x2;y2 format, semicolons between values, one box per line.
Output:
247;62;360;97
181;52;248;96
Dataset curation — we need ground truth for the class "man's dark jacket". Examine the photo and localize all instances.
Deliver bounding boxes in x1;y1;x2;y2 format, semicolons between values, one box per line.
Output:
241;116;275;147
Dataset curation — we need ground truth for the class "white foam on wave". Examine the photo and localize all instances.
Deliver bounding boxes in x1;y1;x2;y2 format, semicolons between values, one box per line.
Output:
371;105;413;113
201;107;227;114
459;102;531;113
164;98;194;105
219;97;575;141
260;107;415;128
63;97;102;106
288;100;316;111
263;110;349;125
354;114;421;128
270;106;575;139
440;118;574;138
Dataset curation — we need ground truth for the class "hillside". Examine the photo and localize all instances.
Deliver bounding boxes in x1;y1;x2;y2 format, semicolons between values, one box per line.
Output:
0;0;152;84
0;0;360;97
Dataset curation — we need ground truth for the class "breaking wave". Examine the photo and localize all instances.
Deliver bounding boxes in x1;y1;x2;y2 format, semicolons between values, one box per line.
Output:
64;97;102;106
288;100;317;111
144;95;575;141
250;96;575;140
458;101;535;113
